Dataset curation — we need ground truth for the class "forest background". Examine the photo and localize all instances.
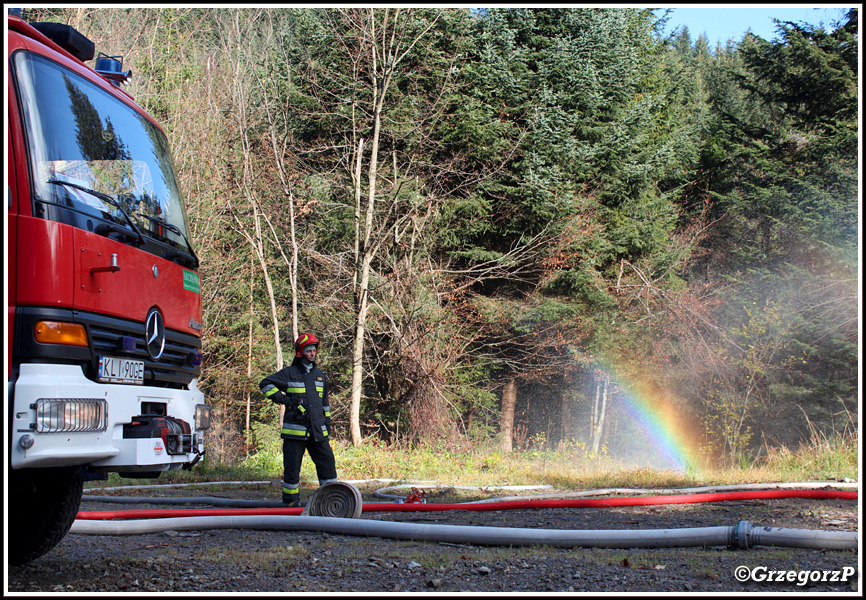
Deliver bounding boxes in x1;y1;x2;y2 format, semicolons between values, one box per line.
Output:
31;7;859;471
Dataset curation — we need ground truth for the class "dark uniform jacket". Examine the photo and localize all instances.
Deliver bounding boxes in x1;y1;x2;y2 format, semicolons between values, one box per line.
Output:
260;358;331;442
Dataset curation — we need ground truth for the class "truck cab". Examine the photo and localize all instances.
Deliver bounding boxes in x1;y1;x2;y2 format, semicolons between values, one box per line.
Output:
7;9;210;564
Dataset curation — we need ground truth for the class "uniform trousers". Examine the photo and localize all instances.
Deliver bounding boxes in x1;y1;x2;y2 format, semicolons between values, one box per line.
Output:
281;436;337;504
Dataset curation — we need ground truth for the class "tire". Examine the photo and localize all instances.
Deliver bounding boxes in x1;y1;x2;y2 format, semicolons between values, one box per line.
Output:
8;466;83;565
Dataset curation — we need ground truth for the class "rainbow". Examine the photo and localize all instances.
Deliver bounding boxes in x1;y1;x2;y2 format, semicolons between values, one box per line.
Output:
596;368;708;473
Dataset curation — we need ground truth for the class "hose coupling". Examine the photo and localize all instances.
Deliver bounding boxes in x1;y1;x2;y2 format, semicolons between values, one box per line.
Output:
731;520;754;549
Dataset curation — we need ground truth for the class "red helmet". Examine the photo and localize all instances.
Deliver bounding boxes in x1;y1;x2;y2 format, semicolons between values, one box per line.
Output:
294;333;319;358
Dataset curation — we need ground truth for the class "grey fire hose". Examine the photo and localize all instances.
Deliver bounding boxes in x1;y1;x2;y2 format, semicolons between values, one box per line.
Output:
373;483;553;501
80;496;287;508
69;516;857;550
82;480;365;513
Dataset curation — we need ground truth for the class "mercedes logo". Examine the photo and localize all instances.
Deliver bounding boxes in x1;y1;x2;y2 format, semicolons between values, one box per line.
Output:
145;307;166;361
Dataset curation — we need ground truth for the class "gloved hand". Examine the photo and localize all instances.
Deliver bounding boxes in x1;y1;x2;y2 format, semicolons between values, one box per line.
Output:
271;390;289;405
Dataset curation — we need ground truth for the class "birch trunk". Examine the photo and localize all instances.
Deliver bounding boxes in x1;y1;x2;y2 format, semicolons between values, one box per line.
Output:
591;376;609;454
343;9;442;446
500;378;517;452
245;254;253;450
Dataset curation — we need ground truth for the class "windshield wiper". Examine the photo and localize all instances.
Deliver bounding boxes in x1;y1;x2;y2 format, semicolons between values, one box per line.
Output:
137;213;200;269
47;179;145;246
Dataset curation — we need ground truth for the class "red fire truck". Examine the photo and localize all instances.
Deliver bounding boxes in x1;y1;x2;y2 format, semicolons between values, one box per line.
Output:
7;10;210;565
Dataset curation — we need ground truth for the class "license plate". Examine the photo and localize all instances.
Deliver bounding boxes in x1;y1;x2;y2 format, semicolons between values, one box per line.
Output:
99;356;144;384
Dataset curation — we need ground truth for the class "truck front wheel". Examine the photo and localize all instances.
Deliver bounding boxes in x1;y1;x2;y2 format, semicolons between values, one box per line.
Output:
8;467;83;565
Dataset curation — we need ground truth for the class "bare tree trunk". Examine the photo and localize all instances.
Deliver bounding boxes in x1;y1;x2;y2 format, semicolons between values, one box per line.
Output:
224;9;284;371
348;134;367;445
349;250;373;445
348;8;437;446
352;138;365;300
236;203;285;370
590;381;599;445
599;379;609;452
245;253;253;452
560;388;571;449
349;107;381;445
591;376;609;454
258;12;299;341
500;378;517;452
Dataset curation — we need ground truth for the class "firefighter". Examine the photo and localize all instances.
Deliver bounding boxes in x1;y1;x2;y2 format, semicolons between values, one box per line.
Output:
260;333;338;506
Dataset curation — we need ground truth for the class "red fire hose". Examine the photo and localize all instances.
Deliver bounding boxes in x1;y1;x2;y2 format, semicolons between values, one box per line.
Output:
76;488;857;521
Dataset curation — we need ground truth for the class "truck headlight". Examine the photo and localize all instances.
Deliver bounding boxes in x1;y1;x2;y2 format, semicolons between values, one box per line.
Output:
195;404;212;430
34;398;107;433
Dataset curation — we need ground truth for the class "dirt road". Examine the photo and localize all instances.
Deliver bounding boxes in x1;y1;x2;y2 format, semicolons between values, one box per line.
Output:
6;482;859;593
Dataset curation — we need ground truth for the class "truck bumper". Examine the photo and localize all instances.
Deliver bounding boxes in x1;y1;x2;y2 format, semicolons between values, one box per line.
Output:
10;363;207;471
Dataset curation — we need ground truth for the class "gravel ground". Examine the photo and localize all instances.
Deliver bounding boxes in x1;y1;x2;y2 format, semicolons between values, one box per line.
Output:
6;482;860;594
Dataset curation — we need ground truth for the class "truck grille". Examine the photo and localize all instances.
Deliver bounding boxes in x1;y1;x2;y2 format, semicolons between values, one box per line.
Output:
15;307;201;388
87;314;200;387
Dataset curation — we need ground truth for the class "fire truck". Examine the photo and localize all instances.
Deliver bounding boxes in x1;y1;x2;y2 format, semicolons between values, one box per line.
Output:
6;9;210;565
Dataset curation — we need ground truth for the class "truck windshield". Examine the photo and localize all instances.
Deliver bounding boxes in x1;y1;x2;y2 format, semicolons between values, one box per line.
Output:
13;51;195;258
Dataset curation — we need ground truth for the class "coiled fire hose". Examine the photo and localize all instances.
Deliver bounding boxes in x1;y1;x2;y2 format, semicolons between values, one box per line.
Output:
72;480;859;550
300;480;363;518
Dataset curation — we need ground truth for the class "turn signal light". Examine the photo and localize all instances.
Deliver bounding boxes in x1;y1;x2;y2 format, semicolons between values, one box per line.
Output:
34;321;88;347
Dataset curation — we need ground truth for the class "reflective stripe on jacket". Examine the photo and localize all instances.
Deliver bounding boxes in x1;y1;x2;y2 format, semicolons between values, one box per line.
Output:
260;358;331;442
